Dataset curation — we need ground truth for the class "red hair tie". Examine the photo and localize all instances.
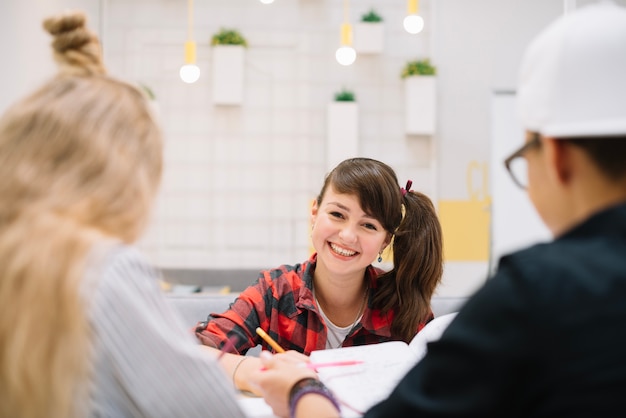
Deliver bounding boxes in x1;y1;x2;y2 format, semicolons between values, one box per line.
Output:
401;180;413;197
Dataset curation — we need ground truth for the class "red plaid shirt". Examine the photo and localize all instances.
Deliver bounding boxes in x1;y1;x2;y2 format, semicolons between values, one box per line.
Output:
196;253;433;355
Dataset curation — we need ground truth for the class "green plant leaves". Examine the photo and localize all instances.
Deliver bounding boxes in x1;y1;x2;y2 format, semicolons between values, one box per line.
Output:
211;28;248;47
401;59;437;78
334;88;356;102
361;9;383;23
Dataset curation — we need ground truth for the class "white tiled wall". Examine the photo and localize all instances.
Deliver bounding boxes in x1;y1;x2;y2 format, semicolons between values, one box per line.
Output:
5;0;622;295
101;0;436;270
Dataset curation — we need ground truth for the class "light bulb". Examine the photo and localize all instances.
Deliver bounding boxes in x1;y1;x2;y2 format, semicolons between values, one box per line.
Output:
403;14;424;34
259;0;274;3
179;64;200;83
335;46;356;66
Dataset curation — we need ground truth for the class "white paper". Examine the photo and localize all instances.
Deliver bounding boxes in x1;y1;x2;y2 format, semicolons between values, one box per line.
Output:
310;313;458;416
238;396;277;418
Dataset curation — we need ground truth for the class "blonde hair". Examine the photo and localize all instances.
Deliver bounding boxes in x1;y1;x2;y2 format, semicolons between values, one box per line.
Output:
0;11;162;418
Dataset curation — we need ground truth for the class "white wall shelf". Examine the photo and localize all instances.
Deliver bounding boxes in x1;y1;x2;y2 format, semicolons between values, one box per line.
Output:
212;45;245;105
354;22;384;55
326;102;359;172
405;76;437;135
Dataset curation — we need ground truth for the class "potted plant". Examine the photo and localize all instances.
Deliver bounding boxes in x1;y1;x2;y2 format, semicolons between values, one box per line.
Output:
402;59;437;135
211;28;248;105
334;87;356;102
361;9;383;23
354;8;384;54
327;87;359;171
211;28;248;47
401;59;437;78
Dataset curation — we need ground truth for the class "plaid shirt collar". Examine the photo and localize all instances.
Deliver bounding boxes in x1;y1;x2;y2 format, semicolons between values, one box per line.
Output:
295;253;393;339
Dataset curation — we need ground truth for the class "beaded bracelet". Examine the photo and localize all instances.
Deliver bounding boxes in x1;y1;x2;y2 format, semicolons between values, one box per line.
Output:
288;377;340;418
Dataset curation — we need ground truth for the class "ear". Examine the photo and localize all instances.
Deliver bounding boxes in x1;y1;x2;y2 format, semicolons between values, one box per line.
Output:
310;198;319;227
545;137;573;186
381;233;392;251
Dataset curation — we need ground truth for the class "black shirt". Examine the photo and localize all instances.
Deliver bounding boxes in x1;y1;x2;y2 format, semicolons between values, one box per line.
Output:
367;202;626;417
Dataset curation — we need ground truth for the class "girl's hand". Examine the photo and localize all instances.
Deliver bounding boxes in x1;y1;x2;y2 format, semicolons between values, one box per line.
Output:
271;349;311;365
249;351;317;417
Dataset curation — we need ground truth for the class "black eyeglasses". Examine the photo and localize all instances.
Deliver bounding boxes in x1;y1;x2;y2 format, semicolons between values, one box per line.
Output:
503;133;541;189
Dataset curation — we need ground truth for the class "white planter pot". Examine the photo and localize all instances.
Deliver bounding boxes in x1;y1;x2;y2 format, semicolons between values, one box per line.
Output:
354;22;384;54
405;76;437;135
326;102;359;171
211;45;245;105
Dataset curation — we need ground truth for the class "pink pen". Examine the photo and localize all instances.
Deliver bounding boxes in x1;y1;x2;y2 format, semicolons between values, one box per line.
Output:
300;360;364;370
260;360;363;372
217;335;239;360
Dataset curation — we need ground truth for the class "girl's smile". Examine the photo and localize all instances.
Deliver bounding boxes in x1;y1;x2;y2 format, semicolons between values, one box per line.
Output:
328;242;357;258
311;185;389;278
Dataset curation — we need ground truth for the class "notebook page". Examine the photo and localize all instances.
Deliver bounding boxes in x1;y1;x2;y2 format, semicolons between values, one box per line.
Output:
408;312;458;362
310;341;413;417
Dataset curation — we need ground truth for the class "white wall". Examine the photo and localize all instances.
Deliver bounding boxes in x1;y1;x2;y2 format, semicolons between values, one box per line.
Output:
98;0;437;270
2;0;623;296
0;0;101;114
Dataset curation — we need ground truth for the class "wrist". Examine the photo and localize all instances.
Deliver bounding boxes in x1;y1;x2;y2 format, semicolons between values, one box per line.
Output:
232;356;250;390
288;378;340;418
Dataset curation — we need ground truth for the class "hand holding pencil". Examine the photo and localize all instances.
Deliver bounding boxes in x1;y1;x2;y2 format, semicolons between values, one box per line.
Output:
255;327;364;370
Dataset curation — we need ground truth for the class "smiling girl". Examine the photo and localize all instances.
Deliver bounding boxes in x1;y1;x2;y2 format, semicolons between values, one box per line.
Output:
196;158;443;395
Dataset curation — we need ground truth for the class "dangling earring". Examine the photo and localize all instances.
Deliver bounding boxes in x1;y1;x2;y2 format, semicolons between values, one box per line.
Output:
377;252;383;263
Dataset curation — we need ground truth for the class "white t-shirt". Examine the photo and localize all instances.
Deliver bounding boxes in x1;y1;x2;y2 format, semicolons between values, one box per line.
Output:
316;299;363;349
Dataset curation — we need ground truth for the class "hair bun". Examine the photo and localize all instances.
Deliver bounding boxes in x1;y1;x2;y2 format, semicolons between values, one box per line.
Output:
42;11;106;76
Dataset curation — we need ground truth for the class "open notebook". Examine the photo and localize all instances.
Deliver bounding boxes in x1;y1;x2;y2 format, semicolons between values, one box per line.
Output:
311;312;457;417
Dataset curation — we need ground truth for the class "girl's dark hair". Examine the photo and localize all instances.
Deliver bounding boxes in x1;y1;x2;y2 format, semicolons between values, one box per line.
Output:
317;158;443;343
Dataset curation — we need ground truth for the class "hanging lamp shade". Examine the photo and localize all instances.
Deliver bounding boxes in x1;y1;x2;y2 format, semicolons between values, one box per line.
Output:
335;0;356;65
184;40;196;64
404;0;424;34
340;22;353;46
180;0;200;83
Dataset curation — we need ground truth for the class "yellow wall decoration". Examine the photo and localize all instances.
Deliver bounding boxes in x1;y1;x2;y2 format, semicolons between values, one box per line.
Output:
438;161;491;261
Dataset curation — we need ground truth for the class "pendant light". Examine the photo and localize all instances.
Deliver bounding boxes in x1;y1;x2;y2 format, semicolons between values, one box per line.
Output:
404;0;425;34
335;0;356;66
179;0;200;83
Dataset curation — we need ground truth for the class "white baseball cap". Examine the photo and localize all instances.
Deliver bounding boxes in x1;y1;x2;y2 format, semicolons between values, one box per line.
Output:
517;1;626;138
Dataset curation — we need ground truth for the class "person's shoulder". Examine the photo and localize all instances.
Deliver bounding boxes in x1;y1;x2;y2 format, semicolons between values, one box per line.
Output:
496;241;562;286
100;244;154;276
499;230;612;279
86;242;159;293
258;258;311;291
264;261;305;279
492;237;605;307
499;241;552;267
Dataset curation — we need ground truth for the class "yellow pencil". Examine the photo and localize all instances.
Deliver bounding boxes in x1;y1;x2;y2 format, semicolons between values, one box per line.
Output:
255;327;286;353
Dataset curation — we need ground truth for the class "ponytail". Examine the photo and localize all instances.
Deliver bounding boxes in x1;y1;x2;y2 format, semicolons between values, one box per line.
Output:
0;213;95;418
372;190;443;342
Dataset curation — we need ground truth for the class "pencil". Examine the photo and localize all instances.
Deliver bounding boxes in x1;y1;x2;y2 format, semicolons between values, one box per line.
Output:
255;327;286;353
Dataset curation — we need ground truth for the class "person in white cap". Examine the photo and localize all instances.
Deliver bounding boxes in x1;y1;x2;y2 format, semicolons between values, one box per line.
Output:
249;2;626;417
